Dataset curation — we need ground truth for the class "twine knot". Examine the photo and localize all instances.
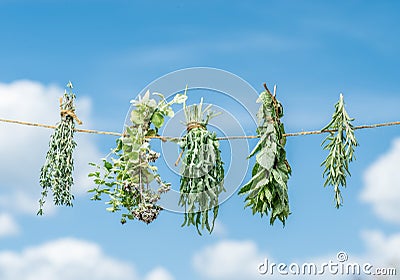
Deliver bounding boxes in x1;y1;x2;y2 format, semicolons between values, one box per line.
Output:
59;97;82;125
175;122;207;167
186;122;206;132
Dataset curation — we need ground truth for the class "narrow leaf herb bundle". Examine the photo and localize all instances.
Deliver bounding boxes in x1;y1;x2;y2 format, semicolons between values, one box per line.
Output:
178;98;225;235
89;91;186;224
38;82;82;215
321;93;358;208
238;85;291;226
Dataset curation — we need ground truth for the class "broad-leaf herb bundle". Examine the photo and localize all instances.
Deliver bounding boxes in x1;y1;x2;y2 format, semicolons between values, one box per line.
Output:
88;91;186;224
238;85;291;226
178;98;225;235
321;93;358;208
38;82;82;215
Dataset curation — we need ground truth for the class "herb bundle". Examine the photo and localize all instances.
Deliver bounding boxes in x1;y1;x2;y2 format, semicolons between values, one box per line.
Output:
88;91;186;224
178;98;225;235
38;82;82;215
321;93;358;208
238;85;291;226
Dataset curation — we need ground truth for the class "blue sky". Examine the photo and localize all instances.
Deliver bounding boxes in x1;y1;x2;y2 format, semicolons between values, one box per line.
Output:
0;1;399;279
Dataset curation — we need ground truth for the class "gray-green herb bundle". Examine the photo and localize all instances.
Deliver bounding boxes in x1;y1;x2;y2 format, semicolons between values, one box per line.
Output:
89;91;187;224
238;85;291;226
321;93;358;208
38;82;81;215
178;98;225;235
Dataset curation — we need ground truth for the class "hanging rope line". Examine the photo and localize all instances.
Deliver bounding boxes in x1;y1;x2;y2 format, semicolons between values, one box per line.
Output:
0;118;121;136
59;97;83;125
0;117;399;140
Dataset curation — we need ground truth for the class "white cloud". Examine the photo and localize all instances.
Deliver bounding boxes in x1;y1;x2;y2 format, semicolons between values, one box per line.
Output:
192;240;266;279
193;233;400;280
192;240;347;280
360;138;400;224
0;190;56;216
0;238;138;280
0;80;102;215
144;267;175;280
0;238;176;280
0;213;19;237
362;230;400;266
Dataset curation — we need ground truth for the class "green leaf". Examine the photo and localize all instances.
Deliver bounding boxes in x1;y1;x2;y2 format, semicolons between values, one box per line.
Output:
38;87;77;215
248;133;267;158
131;110;144;125
320;93;358;208
173;94;188;104
239;88;290;227
143;90;150;101
256;149;275;170
151;111;164;128
178;102;225;235
164;107;174;118
89;90;175;225
238;180;252;195
104;161;112;171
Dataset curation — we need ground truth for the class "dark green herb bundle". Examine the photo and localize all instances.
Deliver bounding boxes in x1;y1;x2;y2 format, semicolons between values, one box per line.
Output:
38;82;82;215
89;91;186;224
321;93;358;208
238;85;291;226
178;98;225;235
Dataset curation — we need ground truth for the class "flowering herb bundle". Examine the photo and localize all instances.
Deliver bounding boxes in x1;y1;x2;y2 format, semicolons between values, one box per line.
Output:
321;93;358;208
38;82;82;215
238;85;291;226
177;98;225;235
88;91;186;224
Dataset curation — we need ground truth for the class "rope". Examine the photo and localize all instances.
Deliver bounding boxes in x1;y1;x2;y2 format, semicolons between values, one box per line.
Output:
174;150;184;166
0;118;122;136
0;117;399;140
284;121;400;137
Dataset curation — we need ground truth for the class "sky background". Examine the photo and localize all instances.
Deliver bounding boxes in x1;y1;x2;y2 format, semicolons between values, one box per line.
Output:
0;0;399;279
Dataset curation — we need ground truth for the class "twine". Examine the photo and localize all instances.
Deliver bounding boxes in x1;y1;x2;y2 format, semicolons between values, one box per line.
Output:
175;122;207;166
174;150;184;167
186;122;206;132
59;97;83;125
0;118;399;139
